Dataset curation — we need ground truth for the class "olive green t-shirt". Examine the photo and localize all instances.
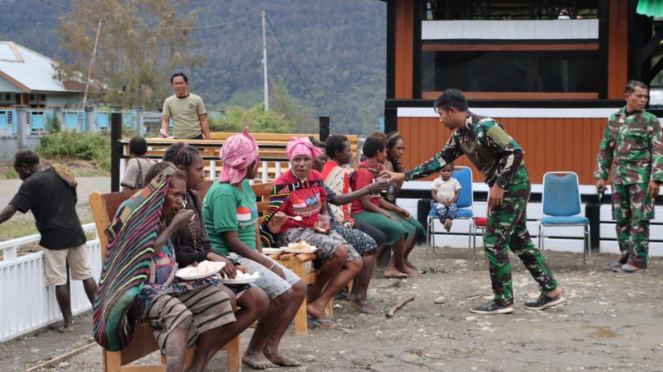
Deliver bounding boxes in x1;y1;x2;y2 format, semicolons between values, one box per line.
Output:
203;180;259;255
162;93;206;139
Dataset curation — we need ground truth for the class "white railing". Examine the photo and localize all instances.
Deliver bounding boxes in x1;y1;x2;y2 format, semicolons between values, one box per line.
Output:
0;223;102;342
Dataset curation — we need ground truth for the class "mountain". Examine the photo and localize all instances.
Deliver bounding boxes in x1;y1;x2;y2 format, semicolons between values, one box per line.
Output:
0;0;387;135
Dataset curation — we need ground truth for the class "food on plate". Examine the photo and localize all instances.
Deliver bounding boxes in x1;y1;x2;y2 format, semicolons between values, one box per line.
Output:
221;270;261;280
193;260;224;275
287;241;314;250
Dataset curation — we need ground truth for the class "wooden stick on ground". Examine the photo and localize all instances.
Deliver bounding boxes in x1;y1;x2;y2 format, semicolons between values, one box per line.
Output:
386;296;415;318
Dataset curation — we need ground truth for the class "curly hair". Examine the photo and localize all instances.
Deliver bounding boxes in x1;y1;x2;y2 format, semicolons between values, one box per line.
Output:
325;134;349;159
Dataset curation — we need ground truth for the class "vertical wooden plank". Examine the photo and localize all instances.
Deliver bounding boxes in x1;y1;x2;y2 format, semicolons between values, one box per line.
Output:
607;0;629;99
394;0;404;98
564;118;575;175
403;0;414;98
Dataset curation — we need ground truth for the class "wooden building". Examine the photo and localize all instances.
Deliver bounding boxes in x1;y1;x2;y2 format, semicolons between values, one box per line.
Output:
381;0;661;185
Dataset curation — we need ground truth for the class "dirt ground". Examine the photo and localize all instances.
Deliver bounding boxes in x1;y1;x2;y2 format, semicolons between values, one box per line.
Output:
3;247;663;372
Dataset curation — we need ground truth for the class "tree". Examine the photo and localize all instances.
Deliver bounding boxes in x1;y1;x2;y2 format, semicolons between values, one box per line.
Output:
55;0;204;109
270;76;318;133
208;103;295;133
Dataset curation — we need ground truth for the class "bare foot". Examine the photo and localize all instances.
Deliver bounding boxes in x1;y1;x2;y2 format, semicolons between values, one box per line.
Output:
306;301;327;322
242;351;278;370
350;297;379;314
56;324;75;333
383;268;408;278
264;349;301;367
405;260;418;271
546;286;563;298
402;266;419;277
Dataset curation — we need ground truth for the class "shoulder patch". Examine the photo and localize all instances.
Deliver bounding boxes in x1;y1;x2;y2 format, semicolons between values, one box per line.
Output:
486;125;512;148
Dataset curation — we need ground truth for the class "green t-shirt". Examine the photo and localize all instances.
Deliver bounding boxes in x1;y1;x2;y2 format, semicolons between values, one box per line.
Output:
162;92;206;139
203;180;259;255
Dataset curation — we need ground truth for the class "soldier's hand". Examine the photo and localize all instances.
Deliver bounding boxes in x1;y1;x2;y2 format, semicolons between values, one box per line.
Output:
595;179;606;193
488;185;504;207
647;181;660;198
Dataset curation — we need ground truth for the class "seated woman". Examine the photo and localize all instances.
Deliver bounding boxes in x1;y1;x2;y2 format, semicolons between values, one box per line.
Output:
93;162;236;372
350;137;420;278
162;143;271;368
261;137;362;328
203;128;306;369
311;136;387;314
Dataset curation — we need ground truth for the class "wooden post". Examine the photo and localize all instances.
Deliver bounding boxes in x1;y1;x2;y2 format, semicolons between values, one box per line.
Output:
110;110;122;192
319;115;329;142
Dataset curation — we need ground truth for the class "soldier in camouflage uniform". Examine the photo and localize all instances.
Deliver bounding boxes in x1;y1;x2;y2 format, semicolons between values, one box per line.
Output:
384;89;564;314
595;80;662;273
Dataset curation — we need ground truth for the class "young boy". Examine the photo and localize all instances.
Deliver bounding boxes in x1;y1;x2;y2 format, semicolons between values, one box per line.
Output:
431;163;461;232
121;136;156;191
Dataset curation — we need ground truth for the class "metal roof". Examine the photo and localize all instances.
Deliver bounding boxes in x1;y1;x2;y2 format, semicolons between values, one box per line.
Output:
0;41;81;93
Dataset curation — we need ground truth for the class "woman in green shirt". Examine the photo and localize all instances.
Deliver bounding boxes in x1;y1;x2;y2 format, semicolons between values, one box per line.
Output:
204;129;306;369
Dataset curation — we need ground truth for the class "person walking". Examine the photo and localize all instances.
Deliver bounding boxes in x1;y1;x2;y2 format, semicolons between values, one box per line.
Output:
595;80;663;273
0;150;97;332
160;72;210;140
383;89;564;314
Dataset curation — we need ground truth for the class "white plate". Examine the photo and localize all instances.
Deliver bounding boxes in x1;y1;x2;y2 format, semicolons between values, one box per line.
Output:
284;247;317;254
262;248;284;255
176;261;226;280
218;275;261;285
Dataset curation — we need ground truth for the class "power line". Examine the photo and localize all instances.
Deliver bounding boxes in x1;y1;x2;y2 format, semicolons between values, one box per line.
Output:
35;0;260;30
265;15;327;115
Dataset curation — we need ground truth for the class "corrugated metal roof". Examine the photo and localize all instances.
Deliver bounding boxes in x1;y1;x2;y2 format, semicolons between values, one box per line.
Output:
0;41;81;93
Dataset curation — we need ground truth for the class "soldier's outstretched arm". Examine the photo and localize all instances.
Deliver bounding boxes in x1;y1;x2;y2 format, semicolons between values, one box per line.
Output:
401;134;463;181
649;118;663;183
594;119;614;181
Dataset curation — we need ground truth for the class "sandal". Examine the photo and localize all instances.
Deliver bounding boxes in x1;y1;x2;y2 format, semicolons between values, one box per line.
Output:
621;264;646;273
606;262;622;272
307;316;334;328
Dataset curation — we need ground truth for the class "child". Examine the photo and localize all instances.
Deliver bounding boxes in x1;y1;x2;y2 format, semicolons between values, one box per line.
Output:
121;136;156;191
430;163;461;232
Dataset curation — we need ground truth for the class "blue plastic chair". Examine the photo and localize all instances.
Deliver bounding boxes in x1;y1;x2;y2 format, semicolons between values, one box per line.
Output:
426;166;474;256
538;172;592;268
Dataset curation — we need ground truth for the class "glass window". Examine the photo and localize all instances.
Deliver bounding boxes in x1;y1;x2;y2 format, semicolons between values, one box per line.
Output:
422;50;600;93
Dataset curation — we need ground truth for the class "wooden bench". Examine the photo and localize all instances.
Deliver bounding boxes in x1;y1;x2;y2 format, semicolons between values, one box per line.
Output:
198;180;331;335
89;190;241;372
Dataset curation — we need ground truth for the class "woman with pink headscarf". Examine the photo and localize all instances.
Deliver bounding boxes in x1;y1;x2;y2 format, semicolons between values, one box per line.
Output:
203;128;306;369
262;136;362;328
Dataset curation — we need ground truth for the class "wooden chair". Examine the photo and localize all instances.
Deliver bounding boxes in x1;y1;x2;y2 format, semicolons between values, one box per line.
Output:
89;190;241;372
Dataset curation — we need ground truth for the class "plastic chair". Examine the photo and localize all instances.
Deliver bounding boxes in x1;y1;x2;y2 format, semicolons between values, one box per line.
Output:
538;172;592;268
426;166;474;256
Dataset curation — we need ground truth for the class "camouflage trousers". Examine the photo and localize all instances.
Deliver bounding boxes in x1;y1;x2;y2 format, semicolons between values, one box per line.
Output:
484;169;558;306
613;183;653;269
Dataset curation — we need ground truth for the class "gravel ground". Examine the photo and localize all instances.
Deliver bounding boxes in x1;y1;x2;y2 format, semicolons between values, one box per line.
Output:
4;247;663;372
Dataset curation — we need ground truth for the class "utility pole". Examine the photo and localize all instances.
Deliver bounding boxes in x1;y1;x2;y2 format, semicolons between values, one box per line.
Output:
82;19;102;111
262;10;269;111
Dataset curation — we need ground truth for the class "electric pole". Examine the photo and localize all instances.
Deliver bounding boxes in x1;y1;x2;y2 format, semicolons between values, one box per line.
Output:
262;10;269;111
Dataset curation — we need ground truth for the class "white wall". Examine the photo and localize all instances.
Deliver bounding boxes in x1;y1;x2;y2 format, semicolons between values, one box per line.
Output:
422;19;599;40
45;94;82;109
0;75;22;93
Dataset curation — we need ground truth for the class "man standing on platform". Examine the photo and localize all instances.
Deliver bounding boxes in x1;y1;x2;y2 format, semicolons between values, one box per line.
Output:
382;89;564;314
160;72;210;140
595;80;663;273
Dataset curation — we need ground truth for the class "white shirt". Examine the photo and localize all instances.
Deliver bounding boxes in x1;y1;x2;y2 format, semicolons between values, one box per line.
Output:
431;177;462;202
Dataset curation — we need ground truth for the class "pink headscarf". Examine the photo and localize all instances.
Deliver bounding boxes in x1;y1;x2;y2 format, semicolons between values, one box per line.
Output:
286;136;323;161
218;127;259;184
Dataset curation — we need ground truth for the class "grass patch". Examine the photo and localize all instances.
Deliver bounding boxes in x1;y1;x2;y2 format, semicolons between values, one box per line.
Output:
37;131;111;172
0;217;95;242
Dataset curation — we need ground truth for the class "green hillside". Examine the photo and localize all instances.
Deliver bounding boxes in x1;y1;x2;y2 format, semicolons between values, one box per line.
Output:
0;0;387;135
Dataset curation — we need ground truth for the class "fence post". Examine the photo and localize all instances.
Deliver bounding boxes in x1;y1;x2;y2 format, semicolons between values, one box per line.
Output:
52;107;63;131
85;106;95;133
111;109;122;192
135;107;144;135
319;116;330;142
14;105;27;148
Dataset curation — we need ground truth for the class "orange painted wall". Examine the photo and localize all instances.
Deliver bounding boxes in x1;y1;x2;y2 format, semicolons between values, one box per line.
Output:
398;117;609;185
607;0;629;99
394;0;414;99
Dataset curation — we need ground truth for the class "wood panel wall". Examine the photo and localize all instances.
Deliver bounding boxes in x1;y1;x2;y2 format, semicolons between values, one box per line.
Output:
607;0;629;99
397;116;609;185
394;0;414;99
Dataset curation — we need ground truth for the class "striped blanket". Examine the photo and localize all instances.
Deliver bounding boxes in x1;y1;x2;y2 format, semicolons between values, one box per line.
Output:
93;168;173;351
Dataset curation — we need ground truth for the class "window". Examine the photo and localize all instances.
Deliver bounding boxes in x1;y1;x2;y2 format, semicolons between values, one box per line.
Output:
423;0;599;20
422;50;600;94
4;94;9;101
29;94;34;101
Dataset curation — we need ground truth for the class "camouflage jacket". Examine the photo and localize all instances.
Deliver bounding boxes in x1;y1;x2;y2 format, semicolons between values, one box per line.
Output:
594;107;663;185
404;112;525;187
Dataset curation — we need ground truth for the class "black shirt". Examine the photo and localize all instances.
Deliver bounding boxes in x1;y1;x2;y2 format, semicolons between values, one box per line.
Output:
9;168;86;250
